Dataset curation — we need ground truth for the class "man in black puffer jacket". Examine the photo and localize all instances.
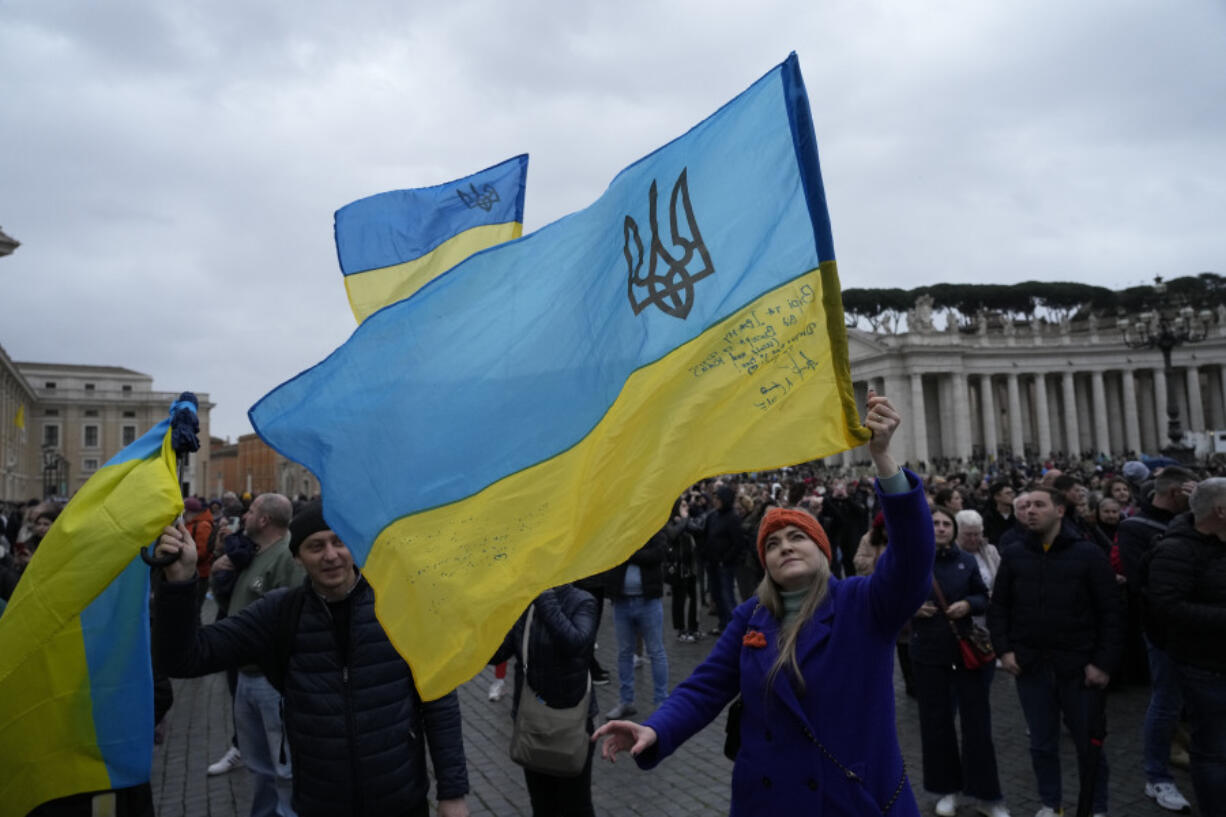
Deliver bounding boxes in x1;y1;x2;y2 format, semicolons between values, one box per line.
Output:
1148;478;1226;816
988;486;1121;817
153;501;470;817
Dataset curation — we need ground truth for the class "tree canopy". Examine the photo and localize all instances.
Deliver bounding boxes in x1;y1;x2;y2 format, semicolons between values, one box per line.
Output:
842;274;1225;333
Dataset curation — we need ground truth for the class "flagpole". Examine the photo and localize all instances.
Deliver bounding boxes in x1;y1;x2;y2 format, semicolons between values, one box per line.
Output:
141;392;200;567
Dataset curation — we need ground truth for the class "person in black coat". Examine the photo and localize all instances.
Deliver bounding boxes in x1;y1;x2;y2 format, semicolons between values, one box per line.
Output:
491;585;598;817
910;507;1007;817
151;501;470;817
1147;479;1226;816
988;487;1121;817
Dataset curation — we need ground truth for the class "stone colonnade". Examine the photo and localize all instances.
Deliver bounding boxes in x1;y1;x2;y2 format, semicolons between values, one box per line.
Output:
837;325;1226;467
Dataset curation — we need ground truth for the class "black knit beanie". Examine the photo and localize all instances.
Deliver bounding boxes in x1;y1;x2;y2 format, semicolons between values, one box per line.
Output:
288;499;329;556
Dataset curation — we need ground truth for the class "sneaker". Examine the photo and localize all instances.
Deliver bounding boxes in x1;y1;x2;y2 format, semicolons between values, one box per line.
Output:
591;668;610;686
207;746;243;776
605;702;637;720
487;678;506;701
1033;808;1062;817
935;793;958;816
1146;782;1191;813
708;627;723;636
633;655;645;668
976;801;1011;817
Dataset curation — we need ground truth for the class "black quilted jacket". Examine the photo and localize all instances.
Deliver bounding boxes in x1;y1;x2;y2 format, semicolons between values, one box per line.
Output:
1148;513;1226;673
988;519;1122;678
154;574;469;816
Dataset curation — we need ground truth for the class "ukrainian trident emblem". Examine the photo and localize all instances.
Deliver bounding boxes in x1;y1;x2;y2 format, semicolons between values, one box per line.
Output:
623;168;714;320
456;183;500;212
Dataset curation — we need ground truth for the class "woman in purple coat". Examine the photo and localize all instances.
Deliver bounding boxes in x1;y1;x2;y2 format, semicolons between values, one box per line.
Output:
593;391;934;816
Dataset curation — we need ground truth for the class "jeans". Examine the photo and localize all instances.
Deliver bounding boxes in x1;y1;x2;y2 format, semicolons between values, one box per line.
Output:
612;596;669;706
234;672;296;817
1144;637;1184;784
1176;663;1226;817
704;559;736;630
522;718;596;817
913;662;1003;801
1014;663;1109;814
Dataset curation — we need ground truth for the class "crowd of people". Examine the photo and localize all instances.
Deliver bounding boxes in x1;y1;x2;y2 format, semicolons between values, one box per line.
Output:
4;395;1226;817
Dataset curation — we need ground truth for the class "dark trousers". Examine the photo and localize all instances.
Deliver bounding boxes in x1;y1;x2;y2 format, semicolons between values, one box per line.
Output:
669;576;698;632
586;586;606;674
913;662;1003;801
1177;663;1226;817
522;720;596;817
1014;662;1109;813
704;559;735;630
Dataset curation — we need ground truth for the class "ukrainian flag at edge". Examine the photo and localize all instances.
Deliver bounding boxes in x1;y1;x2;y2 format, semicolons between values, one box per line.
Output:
337;154;528;323
0;414;183;817
252;53;869;699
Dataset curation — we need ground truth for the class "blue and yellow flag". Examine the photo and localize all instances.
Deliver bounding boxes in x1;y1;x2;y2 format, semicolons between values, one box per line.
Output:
252;54;868;699
0;412;183;817
336;154;529;323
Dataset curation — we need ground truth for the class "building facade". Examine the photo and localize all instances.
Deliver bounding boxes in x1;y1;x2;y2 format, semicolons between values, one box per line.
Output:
841;311;1226;468
209;434;319;499
0;360;212;500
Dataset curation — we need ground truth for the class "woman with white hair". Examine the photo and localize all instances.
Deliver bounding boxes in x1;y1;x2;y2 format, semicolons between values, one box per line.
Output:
956;509;1002;630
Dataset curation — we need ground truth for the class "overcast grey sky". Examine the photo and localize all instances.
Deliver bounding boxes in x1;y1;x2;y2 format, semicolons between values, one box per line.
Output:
3;0;1224;441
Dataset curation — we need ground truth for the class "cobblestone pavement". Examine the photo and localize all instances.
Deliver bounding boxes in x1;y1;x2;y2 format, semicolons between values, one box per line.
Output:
154;599;1195;816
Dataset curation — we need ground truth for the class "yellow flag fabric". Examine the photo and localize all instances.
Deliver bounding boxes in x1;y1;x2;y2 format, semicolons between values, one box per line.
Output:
0;418;182;817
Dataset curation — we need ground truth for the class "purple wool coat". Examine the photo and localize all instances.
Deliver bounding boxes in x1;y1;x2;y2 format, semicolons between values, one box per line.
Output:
636;470;934;816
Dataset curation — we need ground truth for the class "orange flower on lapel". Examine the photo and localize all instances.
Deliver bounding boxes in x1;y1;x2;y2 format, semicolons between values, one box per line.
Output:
742;630;767;648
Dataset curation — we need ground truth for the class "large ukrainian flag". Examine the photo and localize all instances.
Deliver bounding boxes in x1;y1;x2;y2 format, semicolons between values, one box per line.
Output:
0;414;183;817
252;53;869;699
337;154;528;323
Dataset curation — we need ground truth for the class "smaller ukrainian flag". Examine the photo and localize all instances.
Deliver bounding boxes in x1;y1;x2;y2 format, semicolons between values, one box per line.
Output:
0;407;184;817
336;155;528;323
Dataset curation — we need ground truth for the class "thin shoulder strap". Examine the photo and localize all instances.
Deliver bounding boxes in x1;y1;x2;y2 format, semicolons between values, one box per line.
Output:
520;603;535;674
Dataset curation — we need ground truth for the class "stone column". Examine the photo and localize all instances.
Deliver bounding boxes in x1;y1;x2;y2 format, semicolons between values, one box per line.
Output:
1186;365;1205;432
1220;364;1226;428
1062;371;1080;456
1121;369;1142;454
979;374;998;459
951;373;972;460
1007;373;1024;455
1154;367;1169;447
910;372;929;468
1090;371;1109;456
1034;374;1052;457
885;373;911;465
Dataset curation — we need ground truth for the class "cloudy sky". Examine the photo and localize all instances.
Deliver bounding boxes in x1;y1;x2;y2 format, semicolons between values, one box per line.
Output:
3;0;1224;441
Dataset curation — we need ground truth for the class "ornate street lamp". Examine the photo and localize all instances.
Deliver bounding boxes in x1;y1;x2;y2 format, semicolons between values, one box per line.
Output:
1118;277;1213;462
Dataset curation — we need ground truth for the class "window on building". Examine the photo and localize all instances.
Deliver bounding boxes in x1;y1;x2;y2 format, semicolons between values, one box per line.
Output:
83;458;99;472
122;425;137;446
123;410;135;418
84;383;95;391
83;424;99;448
44;382;56;389
44;409;59;417
43;424;60;447
122;385;132;393
84;409;99;417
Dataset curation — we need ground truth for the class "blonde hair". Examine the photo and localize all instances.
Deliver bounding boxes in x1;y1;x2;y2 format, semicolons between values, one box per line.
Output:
755;555;831;695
